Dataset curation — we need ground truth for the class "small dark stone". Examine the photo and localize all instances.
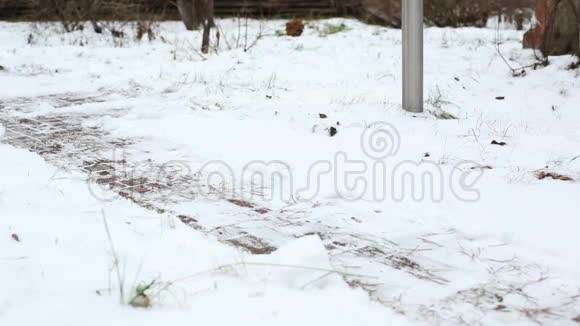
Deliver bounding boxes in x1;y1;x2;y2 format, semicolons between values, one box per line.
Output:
495;96;506;100
329;127;338;137
319;113;328;119
93;23;103;34
11;233;20;242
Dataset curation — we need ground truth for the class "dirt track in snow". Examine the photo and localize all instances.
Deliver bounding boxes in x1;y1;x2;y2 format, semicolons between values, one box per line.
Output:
1;91;579;325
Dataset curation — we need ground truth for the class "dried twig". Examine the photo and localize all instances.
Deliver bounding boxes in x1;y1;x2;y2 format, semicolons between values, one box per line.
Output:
102;209;125;303
494;18;548;77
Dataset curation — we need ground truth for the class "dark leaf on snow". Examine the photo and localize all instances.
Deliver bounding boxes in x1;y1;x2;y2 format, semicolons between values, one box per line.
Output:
491;140;507;146
329;126;338;137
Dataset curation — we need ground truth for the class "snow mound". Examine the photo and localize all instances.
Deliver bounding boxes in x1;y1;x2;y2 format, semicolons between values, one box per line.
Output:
250;236;348;291
569;156;580;172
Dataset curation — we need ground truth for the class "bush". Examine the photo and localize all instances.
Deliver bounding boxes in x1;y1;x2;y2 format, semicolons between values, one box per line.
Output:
361;0;534;28
24;0;165;45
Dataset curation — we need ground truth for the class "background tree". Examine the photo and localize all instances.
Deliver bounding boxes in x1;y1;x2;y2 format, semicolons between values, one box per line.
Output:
200;0;214;54
524;0;580;56
176;0;199;30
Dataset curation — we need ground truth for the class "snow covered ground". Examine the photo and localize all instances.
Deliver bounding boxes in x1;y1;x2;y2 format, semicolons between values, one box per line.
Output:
1;19;579;325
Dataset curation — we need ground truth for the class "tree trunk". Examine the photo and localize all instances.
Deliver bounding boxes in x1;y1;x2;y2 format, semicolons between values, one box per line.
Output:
177;0;199;30
524;0;580;56
577;3;580;56
200;0;214;54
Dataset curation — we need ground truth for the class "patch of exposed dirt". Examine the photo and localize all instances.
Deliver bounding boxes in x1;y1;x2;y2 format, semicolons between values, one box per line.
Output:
536;171;574;182
355;245;448;284
226;235;277;255
227;198;271;214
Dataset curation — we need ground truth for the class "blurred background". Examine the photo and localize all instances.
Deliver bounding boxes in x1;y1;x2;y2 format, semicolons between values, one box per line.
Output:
0;0;535;28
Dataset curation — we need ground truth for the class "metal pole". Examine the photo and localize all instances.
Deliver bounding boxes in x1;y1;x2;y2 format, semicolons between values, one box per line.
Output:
403;0;424;113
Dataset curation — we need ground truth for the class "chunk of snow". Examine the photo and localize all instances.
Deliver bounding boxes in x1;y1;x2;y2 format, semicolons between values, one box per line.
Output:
250;236;347;290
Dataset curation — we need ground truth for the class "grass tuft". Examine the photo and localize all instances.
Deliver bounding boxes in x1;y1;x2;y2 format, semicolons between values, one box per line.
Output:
128;280;156;308
427;86;458;120
431;110;458;120
308;22;350;37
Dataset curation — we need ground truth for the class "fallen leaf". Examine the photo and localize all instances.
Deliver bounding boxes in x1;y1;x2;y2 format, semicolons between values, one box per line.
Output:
536;171;574;182
491;140;507;146
329;126;338;137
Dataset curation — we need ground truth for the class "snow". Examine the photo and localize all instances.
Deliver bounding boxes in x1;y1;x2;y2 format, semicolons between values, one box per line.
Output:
1;18;580;325
0;144;406;325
